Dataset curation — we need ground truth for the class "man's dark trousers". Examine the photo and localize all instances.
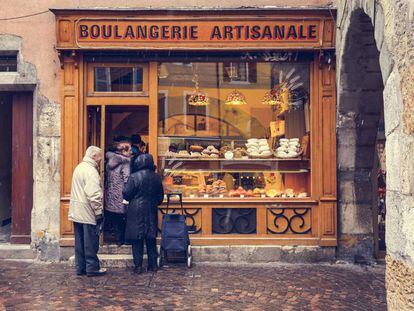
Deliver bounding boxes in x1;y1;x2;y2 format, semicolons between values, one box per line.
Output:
132;238;157;269
74;222;100;274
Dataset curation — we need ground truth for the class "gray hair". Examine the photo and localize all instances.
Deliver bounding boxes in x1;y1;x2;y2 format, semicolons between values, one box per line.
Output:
85;145;102;160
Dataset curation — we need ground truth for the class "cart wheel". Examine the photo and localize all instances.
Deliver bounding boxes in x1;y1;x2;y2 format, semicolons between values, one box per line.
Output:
157;249;164;268
187;256;192;268
187;245;192;257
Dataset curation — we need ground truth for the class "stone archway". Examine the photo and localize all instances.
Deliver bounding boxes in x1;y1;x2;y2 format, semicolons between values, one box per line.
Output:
336;7;385;263
337;0;414;308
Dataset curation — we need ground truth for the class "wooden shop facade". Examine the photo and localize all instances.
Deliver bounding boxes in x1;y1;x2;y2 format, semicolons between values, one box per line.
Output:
52;9;337;247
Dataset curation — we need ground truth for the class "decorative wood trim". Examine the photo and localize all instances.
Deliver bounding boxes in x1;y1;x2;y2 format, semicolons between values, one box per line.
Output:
149;62;159;160
60;52;82;238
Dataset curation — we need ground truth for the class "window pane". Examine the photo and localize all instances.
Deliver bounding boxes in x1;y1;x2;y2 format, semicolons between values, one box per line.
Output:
0;55;17;72
157;58;311;201
94;67;143;92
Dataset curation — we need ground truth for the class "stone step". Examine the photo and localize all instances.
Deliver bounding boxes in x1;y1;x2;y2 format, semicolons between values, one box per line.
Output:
0;244;36;260
67;245;336;267
99;244;132;255
69;254;139;268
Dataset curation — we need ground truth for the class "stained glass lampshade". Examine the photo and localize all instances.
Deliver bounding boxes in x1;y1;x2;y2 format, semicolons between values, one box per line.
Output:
225;89;247;106
262;83;290;105
188;90;210;106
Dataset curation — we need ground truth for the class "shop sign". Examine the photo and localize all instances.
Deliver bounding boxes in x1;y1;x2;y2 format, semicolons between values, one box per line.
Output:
74;19;321;48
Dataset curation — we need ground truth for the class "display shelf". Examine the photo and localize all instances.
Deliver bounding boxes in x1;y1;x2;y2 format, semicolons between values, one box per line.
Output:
162;197;316;203
159;157;310;172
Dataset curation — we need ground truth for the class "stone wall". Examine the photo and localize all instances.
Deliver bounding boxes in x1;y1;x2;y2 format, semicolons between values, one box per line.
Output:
335;0;414;308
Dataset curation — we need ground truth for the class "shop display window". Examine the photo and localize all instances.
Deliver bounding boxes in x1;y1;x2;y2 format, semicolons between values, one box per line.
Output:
157;58;311;199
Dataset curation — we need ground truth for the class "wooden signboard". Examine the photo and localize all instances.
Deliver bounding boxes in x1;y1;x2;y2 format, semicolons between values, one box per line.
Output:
53;10;336;50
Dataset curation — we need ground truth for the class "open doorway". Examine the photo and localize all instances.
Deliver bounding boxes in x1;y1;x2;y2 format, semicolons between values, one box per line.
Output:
0;94;12;243
87;105;149;244
104;106;149;244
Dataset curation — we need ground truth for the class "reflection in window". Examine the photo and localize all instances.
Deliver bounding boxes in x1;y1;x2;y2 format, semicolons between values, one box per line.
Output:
94;67;143;92
222;62;257;83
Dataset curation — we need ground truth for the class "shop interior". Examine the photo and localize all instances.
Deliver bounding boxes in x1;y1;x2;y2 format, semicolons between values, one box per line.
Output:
157;57;312;199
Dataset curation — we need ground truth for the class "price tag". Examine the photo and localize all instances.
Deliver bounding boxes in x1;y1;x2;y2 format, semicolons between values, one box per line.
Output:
240;195;245;198
270;121;277;137
261;194;266;198
204;194;209;198
219;194;224;198
189;194;195;198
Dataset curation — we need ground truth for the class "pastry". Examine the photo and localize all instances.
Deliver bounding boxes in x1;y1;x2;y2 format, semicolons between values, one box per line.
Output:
178;150;190;157
228;189;237;197
164;176;173;185
210;153;219;158
247;138;259;144
266;189;278;198
246;189;254;197
236;186;247;196
224;151;234;160
165;151;178;158
190;145;204;152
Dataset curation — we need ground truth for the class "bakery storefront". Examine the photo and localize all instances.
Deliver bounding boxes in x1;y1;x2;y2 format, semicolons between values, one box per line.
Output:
53;9;337;247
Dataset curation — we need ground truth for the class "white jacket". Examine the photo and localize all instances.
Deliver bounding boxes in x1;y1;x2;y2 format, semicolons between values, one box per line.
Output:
69;157;103;225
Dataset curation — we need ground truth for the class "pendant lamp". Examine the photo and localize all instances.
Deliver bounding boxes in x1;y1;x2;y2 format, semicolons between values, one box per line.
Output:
225;89;247;106
188;73;210;106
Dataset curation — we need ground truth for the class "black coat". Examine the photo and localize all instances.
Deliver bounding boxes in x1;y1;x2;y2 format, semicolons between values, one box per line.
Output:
123;154;164;242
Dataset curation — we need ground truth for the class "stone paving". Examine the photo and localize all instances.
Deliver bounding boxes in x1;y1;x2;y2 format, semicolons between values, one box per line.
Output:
0;260;386;310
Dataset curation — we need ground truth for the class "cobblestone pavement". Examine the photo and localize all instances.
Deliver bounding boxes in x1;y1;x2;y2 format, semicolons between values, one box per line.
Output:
0;260;385;311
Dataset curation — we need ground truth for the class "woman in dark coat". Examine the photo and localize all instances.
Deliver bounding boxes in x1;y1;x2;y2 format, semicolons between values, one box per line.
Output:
123;154;164;274
105;142;131;246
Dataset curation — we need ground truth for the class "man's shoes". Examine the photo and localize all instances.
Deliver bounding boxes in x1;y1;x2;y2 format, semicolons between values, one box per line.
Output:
76;270;86;276
86;268;107;277
147;266;157;273
133;266;143;274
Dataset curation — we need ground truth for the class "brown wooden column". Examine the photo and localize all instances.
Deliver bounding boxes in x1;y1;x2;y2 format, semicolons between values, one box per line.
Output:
318;54;338;246
60;52;83;246
11;92;33;244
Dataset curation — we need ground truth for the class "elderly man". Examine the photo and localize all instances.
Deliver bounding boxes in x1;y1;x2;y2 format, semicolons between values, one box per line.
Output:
69;146;106;277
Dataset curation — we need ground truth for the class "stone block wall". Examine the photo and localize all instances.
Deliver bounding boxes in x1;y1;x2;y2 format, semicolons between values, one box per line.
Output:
335;0;414;308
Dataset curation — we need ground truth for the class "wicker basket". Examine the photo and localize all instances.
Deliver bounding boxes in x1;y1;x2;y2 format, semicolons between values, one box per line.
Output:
247;152;274;159
274;148;303;159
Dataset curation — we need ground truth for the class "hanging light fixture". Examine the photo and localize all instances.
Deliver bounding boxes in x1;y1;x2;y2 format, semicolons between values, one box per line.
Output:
224;62;247;106
225;89;247;106
188;73;210;106
261;82;290;106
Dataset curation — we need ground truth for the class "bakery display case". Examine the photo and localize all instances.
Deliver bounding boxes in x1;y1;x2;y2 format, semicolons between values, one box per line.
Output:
157;59;311;201
161;170;309;199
